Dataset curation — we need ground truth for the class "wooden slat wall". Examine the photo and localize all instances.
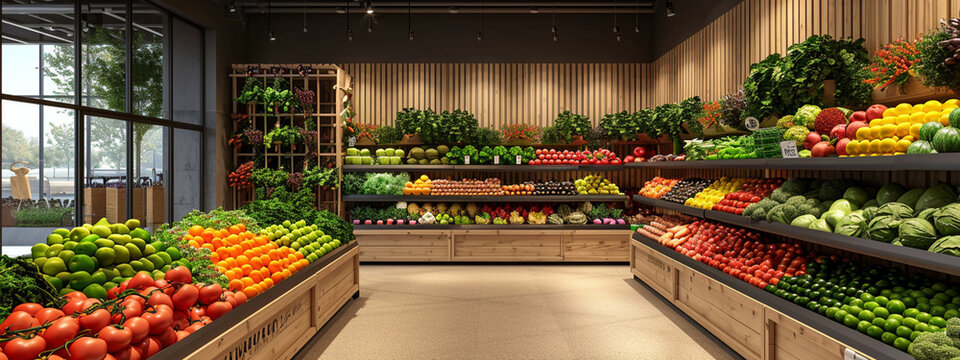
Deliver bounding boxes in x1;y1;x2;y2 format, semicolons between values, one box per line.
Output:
646;0;960;107
341;63;649;128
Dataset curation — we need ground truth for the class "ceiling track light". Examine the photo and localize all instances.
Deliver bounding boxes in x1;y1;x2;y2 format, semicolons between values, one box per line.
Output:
365;0;374;14
269;30;276;41
302;0;308;32
408;0;414;41
345;0;353;40
267;0;275;41
666;0;676;17
613;0;621;41
367;17;374;33
477;1;484;42
551;1;558;41
634;0;640;32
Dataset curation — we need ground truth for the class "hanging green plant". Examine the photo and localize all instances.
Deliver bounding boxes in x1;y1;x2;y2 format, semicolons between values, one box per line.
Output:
235;77;264;104
264;125;303;146
916;18;960;91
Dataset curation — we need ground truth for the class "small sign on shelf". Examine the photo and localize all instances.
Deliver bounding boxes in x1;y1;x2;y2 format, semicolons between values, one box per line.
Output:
780;141;799;159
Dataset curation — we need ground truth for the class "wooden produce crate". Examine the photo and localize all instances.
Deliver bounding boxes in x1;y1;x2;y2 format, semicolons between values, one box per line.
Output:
83;187;107;224
452;229;563;261
629;237;897;360
356;229;451;261
105;187;145;223
153;242;360;360
563;229;631;261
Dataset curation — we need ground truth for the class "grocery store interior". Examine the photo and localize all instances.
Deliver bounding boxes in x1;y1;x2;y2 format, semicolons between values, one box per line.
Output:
3;0;960;360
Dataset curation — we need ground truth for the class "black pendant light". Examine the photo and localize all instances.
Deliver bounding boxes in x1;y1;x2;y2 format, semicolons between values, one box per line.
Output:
408;0;414;41
476;1;484;41
268;0;276;41
346;0;353;41
551;1;558;41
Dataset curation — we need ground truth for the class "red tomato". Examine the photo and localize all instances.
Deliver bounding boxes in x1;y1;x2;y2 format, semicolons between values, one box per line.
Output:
188;307;206;322
68;337;107;360
164;266;192;284
205;301;233;320
79;309;111;333
198;284;222;305
63;291;87;302
142;305;173;335
138;338;162;357
11;304;42;316
3;336;46;360
172;285;200;310
123;317;151;344
154;280;174;297
0;311;36;333
98;325;133;353
41;317;80;348
223;293;238;308
113;299;144;324
147;292;174;309
110;346;143;360
176;330;190;341
184;322;204;334
128;272;156;290
34;308;65;325
156;327;178;348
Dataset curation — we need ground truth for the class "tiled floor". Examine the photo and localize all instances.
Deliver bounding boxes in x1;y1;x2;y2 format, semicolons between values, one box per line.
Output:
294;265;738;360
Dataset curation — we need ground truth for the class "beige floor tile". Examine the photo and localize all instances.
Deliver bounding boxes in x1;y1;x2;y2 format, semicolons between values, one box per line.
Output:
294;265;736;360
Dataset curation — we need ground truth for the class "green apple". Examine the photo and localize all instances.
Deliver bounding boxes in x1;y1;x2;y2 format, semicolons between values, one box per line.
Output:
90;225;112;238
143;244;156;257
31;243;49;258
57;250;76;264
124;218;141;230
93;239;114;249
45;244;64;257
74;242;98;257
62;241;78;251
113;245;130;263
164;247;181;261
130;238;146;252
88;271;107;285
68;271;93;290
80;234;100;243
52;228;70;237
94;247;116;267
69;227;90;241
46;233;65;245
115;263;135;277
68;254;97;273
112;223;130;234
125;243;142;260
94;218;111;227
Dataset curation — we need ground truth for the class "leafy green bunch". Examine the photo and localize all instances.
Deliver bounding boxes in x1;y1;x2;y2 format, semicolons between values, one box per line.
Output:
236;77;264;104
916;23;960;90
261;78;296;113
251;168;289;189
373;125;403;144
0;256;64;319
303;166;340;188
599;111;641;141
553;110;591;143
420;109;480;144
264;125;303;146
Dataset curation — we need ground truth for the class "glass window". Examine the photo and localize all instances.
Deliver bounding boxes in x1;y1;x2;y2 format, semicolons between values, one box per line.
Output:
133;124;166;228
132;0;167;119
80;0;128;112
2;0;75;102
84;116;127;224
1;100;76;257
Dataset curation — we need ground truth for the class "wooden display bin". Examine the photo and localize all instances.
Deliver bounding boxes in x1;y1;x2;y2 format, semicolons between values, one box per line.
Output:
629;237;892;360
105;187;145;223
83;187;107;224
356;229;451;261
152;242;360;360
145;186;166;225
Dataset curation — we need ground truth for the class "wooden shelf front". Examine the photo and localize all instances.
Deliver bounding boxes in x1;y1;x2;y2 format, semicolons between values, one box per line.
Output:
355;228;631;262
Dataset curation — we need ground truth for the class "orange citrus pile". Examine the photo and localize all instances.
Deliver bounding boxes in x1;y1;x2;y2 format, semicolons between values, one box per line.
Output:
402;175;433;195
184;224;310;299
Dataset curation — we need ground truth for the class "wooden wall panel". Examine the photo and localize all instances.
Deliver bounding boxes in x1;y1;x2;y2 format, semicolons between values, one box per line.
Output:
645;0;959;107
341;63;648;128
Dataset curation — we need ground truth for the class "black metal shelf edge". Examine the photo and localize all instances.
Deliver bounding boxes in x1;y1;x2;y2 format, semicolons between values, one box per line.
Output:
353;224;631;230
341;164;624;172
343;195;628;202
621;153;960;171
631;195;705;217
631;235;910;360
632;196;960;277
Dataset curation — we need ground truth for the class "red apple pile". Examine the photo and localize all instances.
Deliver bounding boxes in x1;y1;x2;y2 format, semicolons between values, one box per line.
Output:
623;146;655;163
529;148;622;165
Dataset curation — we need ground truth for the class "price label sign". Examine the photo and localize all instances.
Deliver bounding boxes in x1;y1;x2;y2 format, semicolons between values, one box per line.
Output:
493;155;500;165
464;155;470;165
516;155;522;165
780;141;799;159
744;117;760;131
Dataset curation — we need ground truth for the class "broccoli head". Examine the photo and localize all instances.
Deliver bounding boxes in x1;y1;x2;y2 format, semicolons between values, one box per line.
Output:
785;195;807;207
911;332;960;360
780;179;808;195
770;188;796;203
777;115;797;129
749;207;769;222
947;317;960;339
766;204;799;224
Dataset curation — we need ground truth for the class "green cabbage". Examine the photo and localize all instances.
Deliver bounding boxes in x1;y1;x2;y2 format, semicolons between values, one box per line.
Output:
896;188;926;209
899;218;939;249
876;183;906;205
934;203;960;236
915;183;958;215
791;214;818;228
877;202;913;219
867;215;901;243
929;236;960;257
916;208;938;222
809;218;833;232
829;199;859;214
822;210;847;227
861;206;879;223
834;212;867;237
843;187;870;207
862;199;879;209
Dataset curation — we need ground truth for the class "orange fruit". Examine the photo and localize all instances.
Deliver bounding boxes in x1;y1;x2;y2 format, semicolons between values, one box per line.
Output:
281;269;292;278
200;230;215;242
216;248;230;260
249;271;263;282
187;240;199;249
188;225;204;237
249;257;263;269
229;279;244;291
240;277;255;288
242;286;259;298
240;264;254;276
287;265;298;273
242;232;255;240
228;225;241;235
211;238;224;249
262;278;274;288
235;255;250;265
201;243;215;251
236;224;246;233
271;272;284;283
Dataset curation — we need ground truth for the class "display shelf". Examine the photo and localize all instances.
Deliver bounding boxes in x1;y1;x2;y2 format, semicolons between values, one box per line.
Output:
344;195;627;202
153;242;359;360
353;224;629;230
631;235;910;360
341;164;624;172
622;153;960;171
632;195;960;277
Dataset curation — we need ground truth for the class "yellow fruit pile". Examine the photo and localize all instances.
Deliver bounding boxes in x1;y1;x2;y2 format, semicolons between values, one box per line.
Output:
403;175;433;195
846;99;958;156
685;177;746;209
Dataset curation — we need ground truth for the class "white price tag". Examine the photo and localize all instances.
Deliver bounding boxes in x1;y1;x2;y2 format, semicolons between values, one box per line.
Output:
780;141;799;159
516;155;522;165
464;155;470;165
494;155;500;165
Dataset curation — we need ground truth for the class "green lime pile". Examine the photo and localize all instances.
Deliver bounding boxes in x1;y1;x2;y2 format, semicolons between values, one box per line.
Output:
30;218;187;298
766;259;960;353
261;219;342;263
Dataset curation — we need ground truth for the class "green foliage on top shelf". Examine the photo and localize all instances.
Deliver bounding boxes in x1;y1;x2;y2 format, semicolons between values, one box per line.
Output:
540;125;562;145
251;168;289;189
374;125;403;144
394;108;481;144
236;77;264;104
473;127;503;147
916;23;960;91
553;110;590;143
303;166;339;189
264;125;303;146
743;35;872;120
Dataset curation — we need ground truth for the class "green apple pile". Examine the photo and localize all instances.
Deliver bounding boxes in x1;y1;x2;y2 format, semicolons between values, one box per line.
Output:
345;147;374;165
574;174;622;195
30;218;187;298
260;219;342;263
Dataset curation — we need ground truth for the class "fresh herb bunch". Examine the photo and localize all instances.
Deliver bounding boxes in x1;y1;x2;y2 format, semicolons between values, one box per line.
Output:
0;255;64;319
743;54;784;120
236;77;263;104
719;89;748;131
866;38;921;91
357;172;409;195
243;187;317;225
653;96;704;154
261;78;296;113
587;203;623;220
395;108;424;136
599;111;640;141
342;173;365;194
264;125;303;146
501;124;540;143
418;109;480;144
540;125;561;144
473;127;503;147
553;110;591;143
374;125;403;144
916;19;960;90
251;168;289;189
313;210;354;242
303;166;339;189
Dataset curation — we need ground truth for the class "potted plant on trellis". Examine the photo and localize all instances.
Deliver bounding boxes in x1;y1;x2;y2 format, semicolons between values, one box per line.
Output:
264;125;303;152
